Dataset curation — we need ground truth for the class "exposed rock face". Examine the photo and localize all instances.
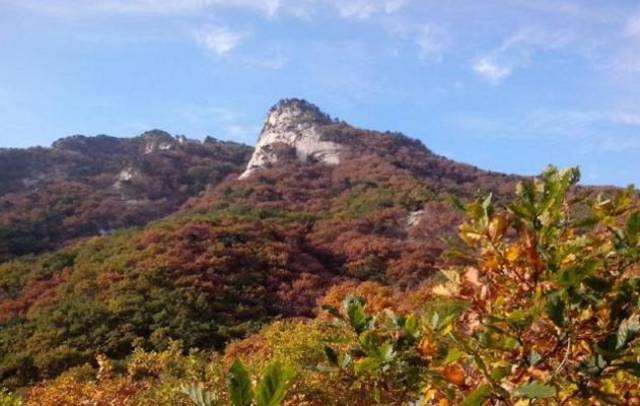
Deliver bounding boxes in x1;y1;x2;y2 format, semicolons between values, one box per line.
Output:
407;209;424;228
140;130;175;154
239;99;343;179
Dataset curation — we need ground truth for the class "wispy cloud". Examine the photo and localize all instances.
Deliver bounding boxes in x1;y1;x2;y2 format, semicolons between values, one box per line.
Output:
195;26;249;56
415;25;447;62
10;0;283;17
507;0;603;20
334;0;407;19
471;57;512;84
472;28;574;84
10;0;411;19
625;15;640;38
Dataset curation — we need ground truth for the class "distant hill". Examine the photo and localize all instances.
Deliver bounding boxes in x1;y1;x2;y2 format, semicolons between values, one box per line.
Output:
0;131;252;262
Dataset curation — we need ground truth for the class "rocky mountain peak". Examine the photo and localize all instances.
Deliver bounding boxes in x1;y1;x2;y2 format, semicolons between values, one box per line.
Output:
239;99;341;179
260;98;333;136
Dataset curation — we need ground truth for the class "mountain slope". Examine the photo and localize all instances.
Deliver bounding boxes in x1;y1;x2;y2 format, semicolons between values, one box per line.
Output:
0;132;252;262
0;99;524;387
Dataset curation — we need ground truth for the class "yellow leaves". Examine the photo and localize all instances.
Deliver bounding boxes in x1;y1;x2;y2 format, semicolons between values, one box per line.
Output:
442;363;466;386
602;378;617;394
417;338;437;359
460;213;511;248
421;387;451;406
26;374;143;406
432;269;461;297
506;245;521;263
481;253;501;272
578;307;594;322
422;386;439;402
96;354;114;381
561;253;577;267
576;340;592;359
459;224;483;247
432;284;457;297
488;214;509;242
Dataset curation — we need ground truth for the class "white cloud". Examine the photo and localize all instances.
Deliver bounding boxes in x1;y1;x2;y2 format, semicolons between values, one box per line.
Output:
507;0;601;20
195;26;249;56
383;0;406;13
472;57;512;84
625;15;640;37
472;28;574;84
415;25;446;61
7;0;415;20
334;0;407;19
11;0;283;17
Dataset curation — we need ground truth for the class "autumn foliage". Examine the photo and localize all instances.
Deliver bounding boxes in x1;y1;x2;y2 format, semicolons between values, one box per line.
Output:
1;165;638;405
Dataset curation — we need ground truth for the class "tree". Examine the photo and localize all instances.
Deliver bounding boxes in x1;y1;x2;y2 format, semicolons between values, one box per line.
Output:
322;167;640;404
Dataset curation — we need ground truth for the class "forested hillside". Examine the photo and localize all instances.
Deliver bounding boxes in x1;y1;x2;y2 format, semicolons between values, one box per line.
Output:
0;131;252;262
1;100;637;405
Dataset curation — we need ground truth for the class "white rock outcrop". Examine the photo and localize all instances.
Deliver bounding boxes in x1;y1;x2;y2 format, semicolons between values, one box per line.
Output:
144;140;172;154
239;100;342;179
114;167;138;190
139;130;175;154
407;209;424;228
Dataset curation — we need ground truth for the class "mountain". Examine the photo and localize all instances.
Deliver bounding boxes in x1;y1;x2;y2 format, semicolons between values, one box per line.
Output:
0;99;523;388
0;131;252;262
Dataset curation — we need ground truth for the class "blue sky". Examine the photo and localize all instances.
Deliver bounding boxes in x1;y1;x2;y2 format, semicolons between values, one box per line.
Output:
1;0;639;186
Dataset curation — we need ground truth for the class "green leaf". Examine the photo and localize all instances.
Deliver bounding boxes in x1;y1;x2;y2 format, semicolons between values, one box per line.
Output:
229;360;253;406
443;347;463;365
430;312;440;330
460;384;492;406
545;292;565;327
581;354;608;376
490;363;511;381
425;300;467;332
513;382;557;399
324;346;339;366
358;331;379;354
480;193;493;227
404;314;419;338
339;353;352;369
354;357;380;377
321;304;340;319
378;342;395;362
527;349;542;367
626;211;640;246
180;382;219;406
556;260;599;288
616;315;640;350
448;194;467;213
343;296;371;334
255;362;297;406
